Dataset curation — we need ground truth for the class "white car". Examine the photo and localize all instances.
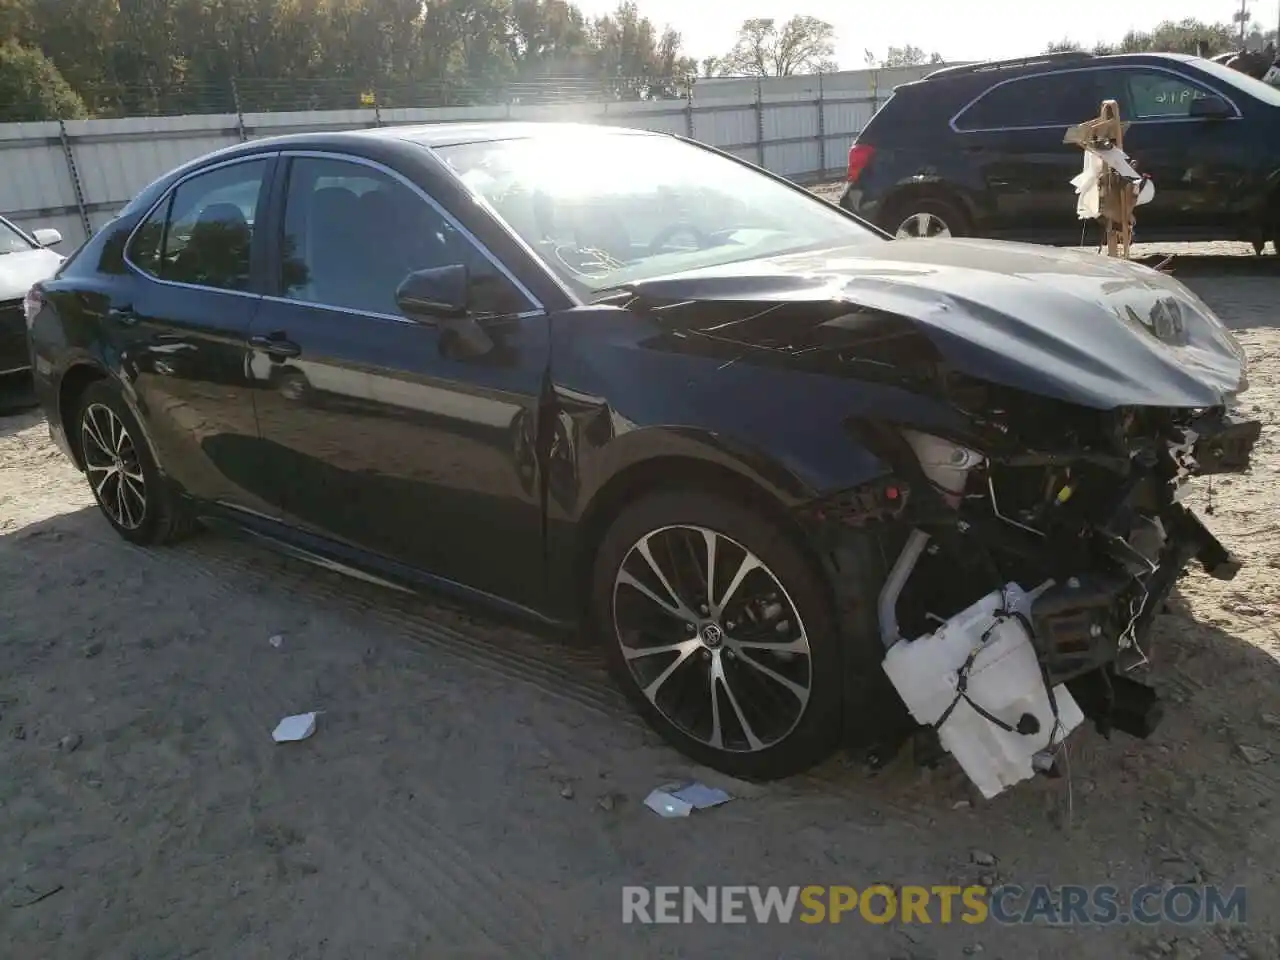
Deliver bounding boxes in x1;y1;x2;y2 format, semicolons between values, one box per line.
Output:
1;215;64;382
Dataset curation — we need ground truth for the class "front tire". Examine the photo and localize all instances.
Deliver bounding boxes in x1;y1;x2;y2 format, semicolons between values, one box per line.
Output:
591;489;846;780
75;380;194;545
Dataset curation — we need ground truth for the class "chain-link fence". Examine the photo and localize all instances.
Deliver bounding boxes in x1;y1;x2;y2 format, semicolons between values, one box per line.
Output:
5;75;696;123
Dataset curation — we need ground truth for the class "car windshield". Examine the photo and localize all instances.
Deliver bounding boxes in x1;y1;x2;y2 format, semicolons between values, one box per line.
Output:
0;218;35;255
1191;57;1280;108
436;133;881;298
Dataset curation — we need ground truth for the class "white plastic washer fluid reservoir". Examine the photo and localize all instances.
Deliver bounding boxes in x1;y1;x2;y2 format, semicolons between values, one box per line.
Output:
882;582;1085;799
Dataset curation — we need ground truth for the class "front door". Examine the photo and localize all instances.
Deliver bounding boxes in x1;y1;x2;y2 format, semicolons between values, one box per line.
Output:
248;153;551;610
1107;66;1248;236
121;154;280;516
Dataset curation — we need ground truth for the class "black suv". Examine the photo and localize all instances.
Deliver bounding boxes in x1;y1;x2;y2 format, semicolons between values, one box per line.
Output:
840;52;1280;250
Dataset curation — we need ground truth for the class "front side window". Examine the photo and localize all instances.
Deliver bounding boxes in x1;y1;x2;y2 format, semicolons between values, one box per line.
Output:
1121;70;1218;119
278;156;531;318
0;218;36;255
128;159;267;292
956;72;1103;130
436;132;881;297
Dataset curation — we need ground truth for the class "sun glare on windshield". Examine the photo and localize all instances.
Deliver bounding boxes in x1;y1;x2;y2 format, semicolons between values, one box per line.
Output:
439;133;878;295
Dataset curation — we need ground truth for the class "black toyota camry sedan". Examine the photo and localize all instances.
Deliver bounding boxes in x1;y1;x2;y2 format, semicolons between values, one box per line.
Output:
25;122;1259;784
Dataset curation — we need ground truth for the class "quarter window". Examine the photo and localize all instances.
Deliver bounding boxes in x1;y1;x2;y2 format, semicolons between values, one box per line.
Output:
128;159;267;292
956;72;1103;130
278;156;531;318
1122;70;1217;119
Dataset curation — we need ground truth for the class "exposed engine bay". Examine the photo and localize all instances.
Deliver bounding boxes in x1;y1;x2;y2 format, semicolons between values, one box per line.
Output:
612;243;1262;797
842;395;1261;796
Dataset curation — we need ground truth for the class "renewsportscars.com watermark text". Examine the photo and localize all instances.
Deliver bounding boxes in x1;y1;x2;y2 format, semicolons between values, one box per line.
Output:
621;884;1247;926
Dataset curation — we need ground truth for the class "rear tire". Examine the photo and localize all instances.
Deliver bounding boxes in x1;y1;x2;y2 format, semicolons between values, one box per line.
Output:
75;380;196;546
882;194;970;239
591;489;860;780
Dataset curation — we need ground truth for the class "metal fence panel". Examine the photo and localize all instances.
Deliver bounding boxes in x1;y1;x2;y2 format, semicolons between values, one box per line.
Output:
1;65;942;247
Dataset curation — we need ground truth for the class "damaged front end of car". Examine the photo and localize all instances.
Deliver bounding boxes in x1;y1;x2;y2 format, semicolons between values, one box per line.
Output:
826;388;1260;797
619;248;1260;798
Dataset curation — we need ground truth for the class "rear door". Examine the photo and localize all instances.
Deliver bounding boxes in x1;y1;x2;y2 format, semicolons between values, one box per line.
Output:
248;151;552;610
121;154;280;515
952;69;1106;242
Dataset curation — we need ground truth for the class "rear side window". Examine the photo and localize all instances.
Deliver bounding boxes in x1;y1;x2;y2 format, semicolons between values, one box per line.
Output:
955;72;1103;131
127;159;268;292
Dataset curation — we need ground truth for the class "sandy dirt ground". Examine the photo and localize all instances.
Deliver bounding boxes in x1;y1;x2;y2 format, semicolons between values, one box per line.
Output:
1;242;1278;959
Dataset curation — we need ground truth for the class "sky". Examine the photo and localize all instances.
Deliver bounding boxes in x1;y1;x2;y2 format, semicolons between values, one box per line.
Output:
574;0;1280;68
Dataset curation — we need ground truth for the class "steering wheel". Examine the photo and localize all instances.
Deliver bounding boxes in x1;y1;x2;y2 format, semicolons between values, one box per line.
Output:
553;243;625;280
647;222;711;256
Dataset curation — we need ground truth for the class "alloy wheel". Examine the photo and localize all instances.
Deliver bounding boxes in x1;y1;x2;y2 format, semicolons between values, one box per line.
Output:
611;524;812;753
81;402;147;530
895;212;952;239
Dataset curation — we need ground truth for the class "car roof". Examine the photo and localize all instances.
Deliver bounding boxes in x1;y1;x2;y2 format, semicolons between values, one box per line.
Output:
361;121;659;148
114;121;669;220
916;50;1201;86
203;121;658;163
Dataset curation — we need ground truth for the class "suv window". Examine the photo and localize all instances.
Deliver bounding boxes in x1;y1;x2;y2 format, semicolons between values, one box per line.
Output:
128;159;267;292
1121;69;1219;119
278;156;531;318
955;71;1102;130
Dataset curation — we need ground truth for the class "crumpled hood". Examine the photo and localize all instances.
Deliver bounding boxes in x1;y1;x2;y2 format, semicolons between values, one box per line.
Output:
622;237;1249;410
0;247;63;302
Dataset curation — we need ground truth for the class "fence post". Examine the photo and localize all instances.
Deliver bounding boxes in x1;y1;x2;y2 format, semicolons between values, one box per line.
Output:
755;78;765;166
57;119;91;240
685;80;694;139
373;85;383;127
230;77;247;141
816;71;826;178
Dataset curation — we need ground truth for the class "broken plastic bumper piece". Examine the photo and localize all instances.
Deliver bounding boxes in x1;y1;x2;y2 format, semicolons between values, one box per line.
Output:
882;582;1085;800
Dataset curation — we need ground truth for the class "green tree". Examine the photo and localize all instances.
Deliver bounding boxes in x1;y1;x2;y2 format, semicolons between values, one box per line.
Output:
0;39;89;120
714;16;837;77
1044;38;1084;53
875;45;944;67
511;0;592;78
588;2;693;98
0;0;700;113
1094;18;1235;56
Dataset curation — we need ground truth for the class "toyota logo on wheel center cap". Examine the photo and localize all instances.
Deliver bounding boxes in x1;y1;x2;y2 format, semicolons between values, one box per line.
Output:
699;623;724;647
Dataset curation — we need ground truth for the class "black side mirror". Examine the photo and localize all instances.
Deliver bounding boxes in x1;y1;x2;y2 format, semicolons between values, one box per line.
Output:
395;264;493;356
1189;94;1232;120
396;264;470;321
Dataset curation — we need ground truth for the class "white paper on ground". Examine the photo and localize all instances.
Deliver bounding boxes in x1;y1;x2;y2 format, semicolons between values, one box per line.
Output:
272;712;318;743
644;789;693;817
644;781;734;817
669;782;733;809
